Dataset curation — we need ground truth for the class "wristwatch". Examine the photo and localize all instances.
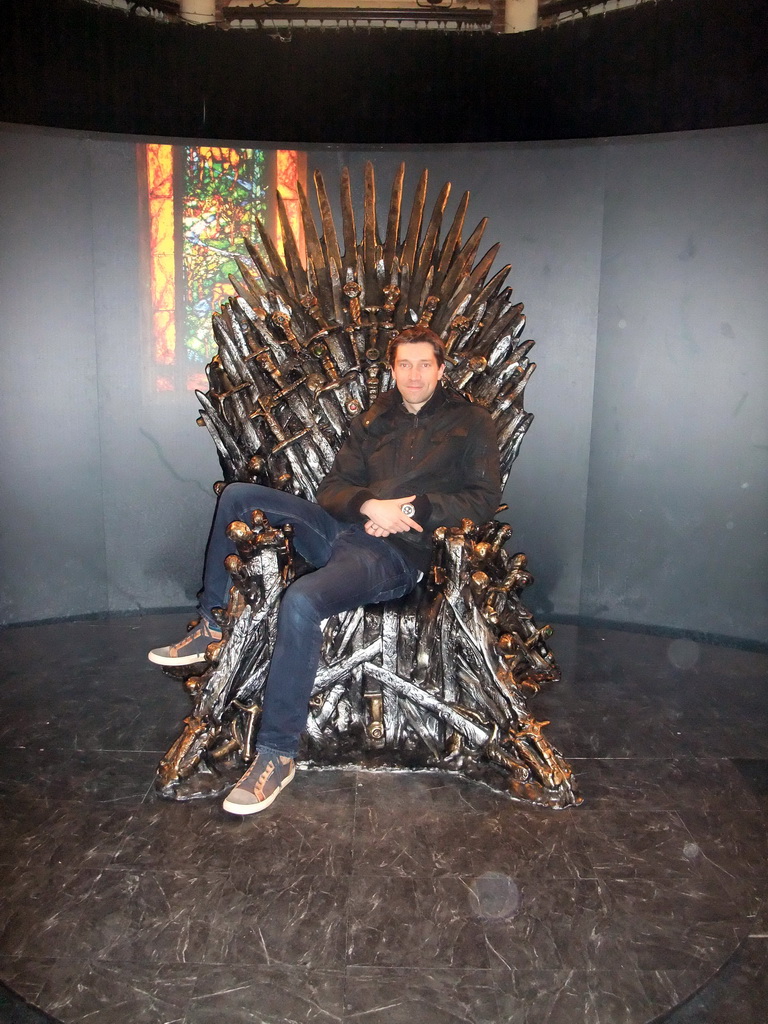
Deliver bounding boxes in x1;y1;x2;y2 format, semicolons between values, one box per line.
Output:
401;503;416;518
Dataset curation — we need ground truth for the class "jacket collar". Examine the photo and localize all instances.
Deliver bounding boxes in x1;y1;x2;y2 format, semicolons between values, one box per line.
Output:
393;382;448;420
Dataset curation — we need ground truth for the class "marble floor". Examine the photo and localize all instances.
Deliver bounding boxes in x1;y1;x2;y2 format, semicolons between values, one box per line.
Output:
0;613;765;1024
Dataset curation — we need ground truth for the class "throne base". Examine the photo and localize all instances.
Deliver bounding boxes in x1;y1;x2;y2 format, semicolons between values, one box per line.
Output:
155;516;582;811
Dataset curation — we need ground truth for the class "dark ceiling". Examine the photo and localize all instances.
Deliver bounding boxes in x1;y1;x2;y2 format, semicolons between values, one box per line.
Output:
1;0;766;143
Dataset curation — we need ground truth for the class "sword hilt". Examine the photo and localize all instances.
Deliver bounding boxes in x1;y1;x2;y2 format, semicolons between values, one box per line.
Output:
270;311;302;353
417;295;440;327
343;280;362;326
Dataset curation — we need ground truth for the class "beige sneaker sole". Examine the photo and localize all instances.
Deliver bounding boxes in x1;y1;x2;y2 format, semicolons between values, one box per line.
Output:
148;646;208;667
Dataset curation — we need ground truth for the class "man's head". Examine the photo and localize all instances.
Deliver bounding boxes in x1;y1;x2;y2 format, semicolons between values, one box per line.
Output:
386;327;446;368
388;327;446;414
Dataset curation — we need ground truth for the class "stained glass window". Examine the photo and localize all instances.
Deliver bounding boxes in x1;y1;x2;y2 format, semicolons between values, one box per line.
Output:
143;144;306;392
146;144;176;384
275;148;307;260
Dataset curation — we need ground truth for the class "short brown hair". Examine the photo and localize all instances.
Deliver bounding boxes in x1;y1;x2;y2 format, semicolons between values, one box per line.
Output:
386;326;446;367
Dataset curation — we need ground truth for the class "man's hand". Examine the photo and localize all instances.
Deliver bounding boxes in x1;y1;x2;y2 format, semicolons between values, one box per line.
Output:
360;496;424;536
364;521;391;537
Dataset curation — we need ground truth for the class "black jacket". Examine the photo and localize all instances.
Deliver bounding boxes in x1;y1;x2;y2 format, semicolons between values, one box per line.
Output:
316;385;502;573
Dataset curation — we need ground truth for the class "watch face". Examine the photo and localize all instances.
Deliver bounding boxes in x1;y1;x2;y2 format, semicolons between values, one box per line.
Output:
401;503;416;518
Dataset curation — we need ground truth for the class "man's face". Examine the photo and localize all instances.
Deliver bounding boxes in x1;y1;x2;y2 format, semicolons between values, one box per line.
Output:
392;341;445;413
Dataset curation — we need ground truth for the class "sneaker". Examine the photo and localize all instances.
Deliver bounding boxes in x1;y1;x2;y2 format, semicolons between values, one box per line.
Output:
148;619;223;667
222;751;295;816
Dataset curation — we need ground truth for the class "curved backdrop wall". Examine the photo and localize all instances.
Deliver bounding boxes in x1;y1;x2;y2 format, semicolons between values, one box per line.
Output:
1;0;767;144
0;123;766;643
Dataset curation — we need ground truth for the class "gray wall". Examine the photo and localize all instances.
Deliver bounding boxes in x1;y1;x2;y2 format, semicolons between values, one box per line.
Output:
0;129;221;623
0;124;765;642
583;130;768;641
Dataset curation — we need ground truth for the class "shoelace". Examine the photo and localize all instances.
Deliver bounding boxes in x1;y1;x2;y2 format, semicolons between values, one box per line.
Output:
240;756;288;793
240;757;273;787
173;622;220;653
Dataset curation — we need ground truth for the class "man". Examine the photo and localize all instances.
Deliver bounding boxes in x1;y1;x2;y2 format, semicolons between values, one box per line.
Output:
149;326;502;815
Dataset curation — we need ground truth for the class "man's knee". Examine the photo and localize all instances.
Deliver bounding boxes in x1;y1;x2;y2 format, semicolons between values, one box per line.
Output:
278;578;325;629
218;481;267;518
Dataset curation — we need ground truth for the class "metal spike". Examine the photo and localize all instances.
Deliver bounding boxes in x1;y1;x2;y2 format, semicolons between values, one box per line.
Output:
297;179;333;315
276;192;308;296
363;161;379;302
436;191;469;284
229;272;261;311
339;167;357;279
400;168;428;276
328;256;345;324
313;170;342;270
468;264;512;316
439;217;488;305
196;390;247;472
243;237;278;292
408;181;450;314
247;226;294;301
450;244;501;311
432;237;496;336
394;263;411;330
233;257;266;304
382;162;405;275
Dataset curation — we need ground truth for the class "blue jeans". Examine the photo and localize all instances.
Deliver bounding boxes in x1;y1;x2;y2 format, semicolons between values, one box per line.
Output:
199;483;419;758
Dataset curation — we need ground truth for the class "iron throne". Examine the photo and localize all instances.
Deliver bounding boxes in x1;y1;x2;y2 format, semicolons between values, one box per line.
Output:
156;162;581;810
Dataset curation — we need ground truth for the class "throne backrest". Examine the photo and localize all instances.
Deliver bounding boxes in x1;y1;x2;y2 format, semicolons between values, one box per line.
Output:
197;163;536;502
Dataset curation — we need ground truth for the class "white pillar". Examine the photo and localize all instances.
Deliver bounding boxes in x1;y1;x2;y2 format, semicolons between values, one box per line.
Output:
504;0;538;33
179;0;216;25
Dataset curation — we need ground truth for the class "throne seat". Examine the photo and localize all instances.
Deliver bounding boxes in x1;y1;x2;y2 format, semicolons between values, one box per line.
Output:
155;162;581;810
